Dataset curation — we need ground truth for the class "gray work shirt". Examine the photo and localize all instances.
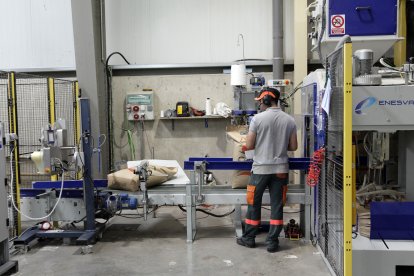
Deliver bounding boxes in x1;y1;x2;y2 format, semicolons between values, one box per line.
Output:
249;107;296;174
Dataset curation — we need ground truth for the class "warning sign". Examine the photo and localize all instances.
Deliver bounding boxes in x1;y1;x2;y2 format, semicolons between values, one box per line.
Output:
330;14;345;35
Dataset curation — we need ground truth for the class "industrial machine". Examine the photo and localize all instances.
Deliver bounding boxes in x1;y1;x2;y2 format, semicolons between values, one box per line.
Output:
305;1;414;275
126;91;154;121
14;99;107;247
308;0;400;63
30;119;79;176
0;122;18;275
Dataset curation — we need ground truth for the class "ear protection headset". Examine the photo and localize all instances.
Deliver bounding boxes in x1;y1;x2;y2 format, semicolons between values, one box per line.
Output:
257;88;280;106
262;91;275;106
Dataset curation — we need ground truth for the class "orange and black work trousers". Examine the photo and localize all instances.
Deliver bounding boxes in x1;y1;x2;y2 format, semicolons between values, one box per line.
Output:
242;173;288;244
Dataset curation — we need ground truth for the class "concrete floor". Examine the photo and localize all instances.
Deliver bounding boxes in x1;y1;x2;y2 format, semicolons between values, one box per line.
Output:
11;206;331;276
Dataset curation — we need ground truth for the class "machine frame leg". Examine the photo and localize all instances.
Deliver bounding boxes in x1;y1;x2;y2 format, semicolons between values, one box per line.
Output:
233;204;243;237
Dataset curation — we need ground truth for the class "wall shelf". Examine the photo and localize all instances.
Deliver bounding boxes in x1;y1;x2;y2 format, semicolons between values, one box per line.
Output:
160;116;230;130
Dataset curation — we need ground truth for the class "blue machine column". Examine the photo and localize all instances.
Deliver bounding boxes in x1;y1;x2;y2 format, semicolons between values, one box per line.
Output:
79;99;96;233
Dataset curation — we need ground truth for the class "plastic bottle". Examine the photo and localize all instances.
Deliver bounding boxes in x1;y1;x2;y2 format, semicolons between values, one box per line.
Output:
205;98;212;116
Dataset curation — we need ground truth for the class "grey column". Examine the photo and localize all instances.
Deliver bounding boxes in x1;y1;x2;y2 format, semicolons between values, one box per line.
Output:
272;0;284;79
71;0;108;178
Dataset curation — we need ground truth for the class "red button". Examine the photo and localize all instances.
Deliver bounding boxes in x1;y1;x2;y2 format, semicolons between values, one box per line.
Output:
133;105;139;112
134;114;139;120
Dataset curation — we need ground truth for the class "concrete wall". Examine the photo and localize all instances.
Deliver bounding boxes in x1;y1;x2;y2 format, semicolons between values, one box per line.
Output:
111;72;293;184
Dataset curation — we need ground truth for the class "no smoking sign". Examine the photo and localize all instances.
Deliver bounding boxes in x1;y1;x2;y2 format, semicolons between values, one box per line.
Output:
331;14;345;35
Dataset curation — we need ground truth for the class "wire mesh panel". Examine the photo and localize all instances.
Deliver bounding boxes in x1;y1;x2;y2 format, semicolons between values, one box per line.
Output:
318;49;345;276
55;79;76;145
15;74;50;187
55;78;78;179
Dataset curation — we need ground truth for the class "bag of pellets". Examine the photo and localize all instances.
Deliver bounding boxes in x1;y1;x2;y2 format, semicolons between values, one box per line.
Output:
107;164;178;191
146;164;178;188
107;169;140;192
231;141;251;189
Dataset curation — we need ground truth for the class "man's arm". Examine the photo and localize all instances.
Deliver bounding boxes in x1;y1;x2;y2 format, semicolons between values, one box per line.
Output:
245;131;256;150
288;130;298;151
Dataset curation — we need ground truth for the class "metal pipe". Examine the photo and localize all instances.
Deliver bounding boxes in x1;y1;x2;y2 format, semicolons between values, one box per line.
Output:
195;162;205;203
272;0;284;79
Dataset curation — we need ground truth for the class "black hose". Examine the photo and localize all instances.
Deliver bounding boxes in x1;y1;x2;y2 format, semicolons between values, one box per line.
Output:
177;204;235;218
105;52;130;171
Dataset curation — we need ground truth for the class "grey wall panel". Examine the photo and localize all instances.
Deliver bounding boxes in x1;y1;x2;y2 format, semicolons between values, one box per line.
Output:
0;0;75;69
0;0;295;69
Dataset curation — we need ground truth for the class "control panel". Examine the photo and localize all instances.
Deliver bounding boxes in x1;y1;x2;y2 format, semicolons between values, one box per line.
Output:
268;79;291;87
126;91;154;121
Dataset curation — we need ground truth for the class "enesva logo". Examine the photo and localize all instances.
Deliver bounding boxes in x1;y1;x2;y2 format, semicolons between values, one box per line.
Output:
355;97;376;115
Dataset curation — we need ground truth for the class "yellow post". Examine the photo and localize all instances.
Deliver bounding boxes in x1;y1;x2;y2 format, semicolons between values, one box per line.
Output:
343;42;353;276
394;0;407;67
74;81;82;179
352;145;357;226
75;81;81;143
8;72;21;234
48;78;57;182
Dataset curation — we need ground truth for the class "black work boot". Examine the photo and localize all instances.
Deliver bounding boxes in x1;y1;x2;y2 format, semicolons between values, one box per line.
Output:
266;242;279;253
236;237;256;248
265;238;279;253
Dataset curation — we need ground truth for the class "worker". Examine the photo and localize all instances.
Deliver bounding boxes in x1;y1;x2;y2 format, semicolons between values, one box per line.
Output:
236;87;298;253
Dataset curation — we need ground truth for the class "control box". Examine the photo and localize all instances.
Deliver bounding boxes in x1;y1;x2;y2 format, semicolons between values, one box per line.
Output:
268;79;291;87
126;91;154;121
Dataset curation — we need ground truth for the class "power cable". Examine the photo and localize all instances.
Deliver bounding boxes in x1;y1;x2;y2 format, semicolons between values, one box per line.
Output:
177;204;235;218
262;207;304;213
9;145;66;220
106;52;131;170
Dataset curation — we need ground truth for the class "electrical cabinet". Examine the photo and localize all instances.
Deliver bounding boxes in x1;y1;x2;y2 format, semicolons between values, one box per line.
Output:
329;0;398;37
126;92;154;121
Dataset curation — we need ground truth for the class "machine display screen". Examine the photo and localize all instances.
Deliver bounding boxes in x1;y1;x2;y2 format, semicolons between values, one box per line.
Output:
128;94;152;105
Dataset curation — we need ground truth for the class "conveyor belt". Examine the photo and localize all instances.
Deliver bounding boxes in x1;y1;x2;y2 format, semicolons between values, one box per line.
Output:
108;184;307;206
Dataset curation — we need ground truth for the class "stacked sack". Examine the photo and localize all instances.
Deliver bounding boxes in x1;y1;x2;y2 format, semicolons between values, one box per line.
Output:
226;125;251;189
107;162;178;192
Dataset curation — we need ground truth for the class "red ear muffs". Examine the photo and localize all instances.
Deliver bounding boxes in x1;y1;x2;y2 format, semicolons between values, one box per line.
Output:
255;90;277;106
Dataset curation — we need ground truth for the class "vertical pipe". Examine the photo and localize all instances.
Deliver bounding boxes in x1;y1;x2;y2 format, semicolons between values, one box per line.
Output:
272;0;284;79
343;42;353;276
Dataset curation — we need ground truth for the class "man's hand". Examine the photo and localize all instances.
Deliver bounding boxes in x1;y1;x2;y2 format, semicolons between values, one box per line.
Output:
241;144;248;153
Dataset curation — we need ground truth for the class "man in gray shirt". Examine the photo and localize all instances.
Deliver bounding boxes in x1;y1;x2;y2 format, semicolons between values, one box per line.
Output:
237;87;297;253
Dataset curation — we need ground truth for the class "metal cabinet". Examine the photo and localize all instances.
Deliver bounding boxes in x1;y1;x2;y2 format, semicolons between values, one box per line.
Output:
329;0;398;36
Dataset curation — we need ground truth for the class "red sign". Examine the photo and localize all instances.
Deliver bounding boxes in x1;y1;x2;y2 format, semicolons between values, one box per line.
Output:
331;14;345;35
